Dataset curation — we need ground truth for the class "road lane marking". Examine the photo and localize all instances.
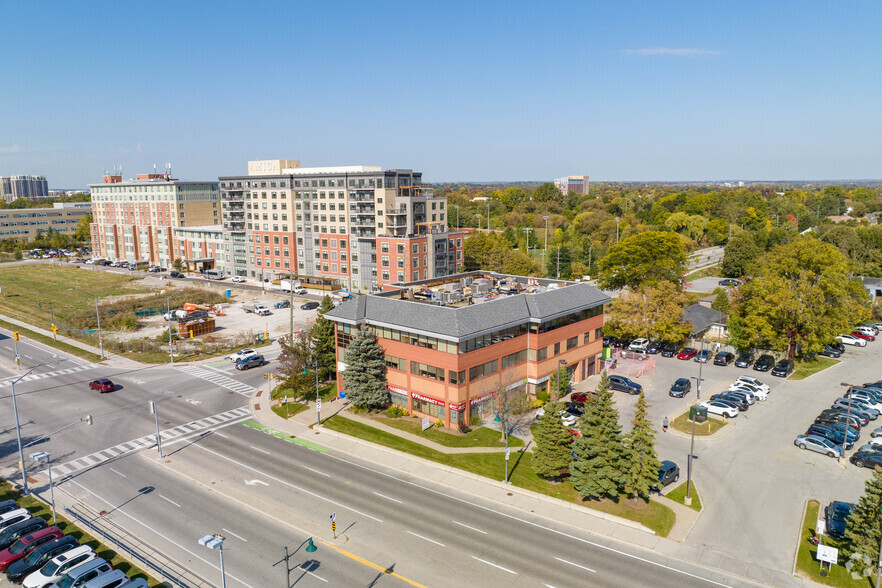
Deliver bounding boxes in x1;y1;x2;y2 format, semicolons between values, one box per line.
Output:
212;431;230;439
250;445;271;455
471;556;516;574
452;520;487;534
109;468;126;478
406;530;444;547
372;492;402;504
319;540;425;587
159;494;181;508
554;556;595;573
297;564;328;583
222;528;248;542
303;466;332;478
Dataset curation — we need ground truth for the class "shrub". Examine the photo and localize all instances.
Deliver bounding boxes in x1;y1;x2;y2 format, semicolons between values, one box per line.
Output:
537;389;550;404
384;405;408;418
435;419;444;428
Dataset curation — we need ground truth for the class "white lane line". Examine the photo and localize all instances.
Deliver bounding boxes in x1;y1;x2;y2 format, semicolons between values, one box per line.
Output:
159;495;181;508
23;354;32;359
222;528;248;542
372;491;402;504
109;468;126;478
298;564;328;583
66;480;254;588
554;556;595;573
406;531;444;547
544;585;557;588
211;431;230;439
303;466;332;478
191;444;383;522
471;556;516;574
250;445;271;455
452;520;487;534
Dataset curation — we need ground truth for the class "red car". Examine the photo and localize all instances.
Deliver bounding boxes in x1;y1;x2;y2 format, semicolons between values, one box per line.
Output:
851;331;876;342
677;347;698;360
569;392;597;404
89;379;114;393
0;526;63;571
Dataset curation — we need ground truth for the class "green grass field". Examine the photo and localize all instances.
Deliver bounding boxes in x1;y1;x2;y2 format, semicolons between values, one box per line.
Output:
670;413;727;436
684;265;722;280
375;416;524;448
665;481;702;511
271;401;308;419
791;357;840;381
795;500;874;587
321;415;675;536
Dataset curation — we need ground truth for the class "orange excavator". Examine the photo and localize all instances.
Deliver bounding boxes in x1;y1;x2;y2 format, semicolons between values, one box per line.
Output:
182;303;226;316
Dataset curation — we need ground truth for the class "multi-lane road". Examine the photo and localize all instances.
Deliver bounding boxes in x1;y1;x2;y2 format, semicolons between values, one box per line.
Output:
0;331;750;587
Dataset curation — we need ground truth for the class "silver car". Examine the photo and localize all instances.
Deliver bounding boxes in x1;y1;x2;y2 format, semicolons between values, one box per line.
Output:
795;434;842;458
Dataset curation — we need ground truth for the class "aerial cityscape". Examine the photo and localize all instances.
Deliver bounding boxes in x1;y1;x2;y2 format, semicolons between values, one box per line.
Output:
2;2;882;588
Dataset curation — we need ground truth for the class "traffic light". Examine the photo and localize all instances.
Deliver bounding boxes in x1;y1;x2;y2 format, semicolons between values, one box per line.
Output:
13;331;18;341
51;325;58;334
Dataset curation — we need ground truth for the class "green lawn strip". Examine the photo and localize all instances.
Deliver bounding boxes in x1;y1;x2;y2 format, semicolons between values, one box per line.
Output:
270;402;308;419
684;264;722;280
321;415;674;536
665;481;702;512
0;482;158;585
670;413;727;436
271;382;337;402
0;318;101;362
375;416;524;448
241;419;329;452
791;357;840;381
795;500;870;587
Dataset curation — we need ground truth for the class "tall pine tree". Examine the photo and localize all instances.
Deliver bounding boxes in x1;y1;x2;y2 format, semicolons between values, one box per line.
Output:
342;329;389;410
845;467;882;571
570;372;625;499
312;295;337;381
532;402;573;479
622;392;661;500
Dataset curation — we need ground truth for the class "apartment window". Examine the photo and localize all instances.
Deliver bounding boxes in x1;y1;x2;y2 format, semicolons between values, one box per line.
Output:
382;270;390;281
554;342;561;355
584;332;591;344
397;244;405;254
567;336;578;350
412;244;419;254
595;328;603;339
381;243;389;253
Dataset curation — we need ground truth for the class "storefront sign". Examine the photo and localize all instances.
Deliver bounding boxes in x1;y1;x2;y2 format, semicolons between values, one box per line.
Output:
448;402;466;411
469;391;497;406
412;392;444;406
386;385;409;396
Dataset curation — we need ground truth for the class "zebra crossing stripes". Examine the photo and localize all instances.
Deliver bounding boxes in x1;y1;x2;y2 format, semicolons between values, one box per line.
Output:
0;364;93;387
177;365;256;397
47;406;251;478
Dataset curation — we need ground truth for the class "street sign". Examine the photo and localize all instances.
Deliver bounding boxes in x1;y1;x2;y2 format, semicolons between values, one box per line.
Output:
317;399;322;410
817;545;838;564
816;519;826;536
330;512;336;522
505;447;510;460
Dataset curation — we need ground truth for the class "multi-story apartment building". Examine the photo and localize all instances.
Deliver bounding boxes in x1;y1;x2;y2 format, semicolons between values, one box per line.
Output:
89;172;220;267
553;175;590;196
326;272;609;427
218;160;465;291
0;203;90;241
0;175;49;202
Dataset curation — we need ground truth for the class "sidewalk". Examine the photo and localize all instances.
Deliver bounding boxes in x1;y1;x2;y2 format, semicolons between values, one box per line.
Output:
251;392;805;587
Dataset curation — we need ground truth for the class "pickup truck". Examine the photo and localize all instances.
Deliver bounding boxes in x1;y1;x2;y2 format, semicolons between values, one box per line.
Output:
243;303;271;316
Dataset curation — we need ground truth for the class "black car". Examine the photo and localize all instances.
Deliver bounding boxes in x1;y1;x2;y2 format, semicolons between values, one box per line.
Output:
646;340;664;354
602;336;614;347
818;345;842;358
713;352;735;366
301;301;320;310
734;353;754;368
719;278;743;287
806;424;854;450
565;404;585;418
830;341;846;354
824;501;854;540
611;338;631;349
660;342;679;358
815;413;864;430
608;375;642;395
653;460;680;491
169;271;185;278
0;517;46;550
771;359;795;378
753;354;775;372
235;354;265;371
670;378;691;398
851;450;882;469
6;535;79;582
0;500;17;516
818;408;868;427
710;393;749;411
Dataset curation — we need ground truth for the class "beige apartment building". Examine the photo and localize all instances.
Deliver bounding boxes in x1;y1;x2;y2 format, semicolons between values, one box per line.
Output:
0;203;90;241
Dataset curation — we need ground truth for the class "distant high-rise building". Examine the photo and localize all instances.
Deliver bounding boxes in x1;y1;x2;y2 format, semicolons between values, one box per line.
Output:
553;175;590;196
0;175;49;202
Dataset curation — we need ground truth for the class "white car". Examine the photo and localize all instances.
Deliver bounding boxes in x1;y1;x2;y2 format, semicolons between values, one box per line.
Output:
729;383;767;401
227;348;257;362
628;338;649;352
698;400;739;418
855;326;878;336
725;387;756;404
849;393;882;411
231;276;245;283
735;376;770;392
559;411;577;427
22;546;95;588
837;334;867;347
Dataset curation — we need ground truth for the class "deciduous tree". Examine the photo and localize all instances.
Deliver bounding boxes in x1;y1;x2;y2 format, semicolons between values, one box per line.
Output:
276;328;316;399
342;329;389;409
721;231;758;278
602;281;693;341
597;231;687;290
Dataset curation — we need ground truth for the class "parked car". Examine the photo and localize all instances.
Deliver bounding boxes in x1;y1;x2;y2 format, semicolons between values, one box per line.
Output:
559;411;577;427
235;354;265;371
771;359;795;378
817;345;842;358
602;336;615;347
753;354;775;371
832;398;880;419
646;340;664;354
169;271;185;278
698;400;739;418
829;341;846;354
806;424;856;449
824;501;854;540
6;535;79;582
564;404;584;418
50;557;113;588
713;352;735;366
20;545;94;588
837;334;867;347
851;449;882;469
300;301;320;310
719;278;742;287
628;338;649;352
709;393;749;411
855;325;878;337
608;375;642;395
88;379;114;393
652;461;680;491
735;376;770;392
81;568;130;588
720;389;755;405
729;383;766;401
695;349;712;363
231;276;245;283
0;500;18;516
677;347;698;360
0;518;46;551
227;349;256;362
0;527;63;571
669;378;692;398
0;509;33;533
846;393;882;411
818;408;867;427
851;331;876;342
660;342;679;357
734;353;754;368
274;300;291;309
611;338;631;349
794;434;842;458
570;392;595;405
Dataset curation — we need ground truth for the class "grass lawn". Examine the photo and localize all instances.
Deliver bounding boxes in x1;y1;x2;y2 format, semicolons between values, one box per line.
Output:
665;481;702;512
791;357;840;381
670;413;727;436
795;500;873;587
685;265;722;280
321;415;675;536
375;416;524;448
271;401;308;419
0;318;102;362
271;382;337;402
0;482;157;585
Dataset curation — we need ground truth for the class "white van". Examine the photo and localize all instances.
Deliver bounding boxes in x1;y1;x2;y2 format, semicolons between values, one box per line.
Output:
23;545;94;588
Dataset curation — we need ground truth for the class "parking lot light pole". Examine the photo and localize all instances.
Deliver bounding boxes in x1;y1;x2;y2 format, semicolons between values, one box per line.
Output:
30;452;55;524
166;291;181;364
685;407;697;506
840;382;856;462
11;355;58;494
198;534;226;588
696;339;706;400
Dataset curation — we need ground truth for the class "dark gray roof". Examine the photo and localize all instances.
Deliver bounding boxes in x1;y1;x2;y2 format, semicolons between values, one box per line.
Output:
325;283;610;341
682;304;727;335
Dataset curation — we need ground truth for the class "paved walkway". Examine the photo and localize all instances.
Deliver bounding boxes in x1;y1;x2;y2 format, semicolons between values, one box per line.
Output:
251;391;807;587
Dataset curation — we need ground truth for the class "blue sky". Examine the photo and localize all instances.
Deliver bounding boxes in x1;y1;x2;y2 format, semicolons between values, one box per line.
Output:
2;1;880;187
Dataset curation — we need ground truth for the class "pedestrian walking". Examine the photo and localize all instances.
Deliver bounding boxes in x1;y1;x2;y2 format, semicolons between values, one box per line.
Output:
662;417;669;432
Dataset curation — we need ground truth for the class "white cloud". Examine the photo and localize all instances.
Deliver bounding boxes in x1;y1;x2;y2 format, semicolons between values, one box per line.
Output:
623;48;721;57
0;144;26;154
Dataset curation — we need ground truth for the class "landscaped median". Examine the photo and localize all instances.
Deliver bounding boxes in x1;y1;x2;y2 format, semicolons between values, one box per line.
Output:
791;356;840;381
795;499;870;587
319;414;676;536
670;412;727;436
665;481;702;512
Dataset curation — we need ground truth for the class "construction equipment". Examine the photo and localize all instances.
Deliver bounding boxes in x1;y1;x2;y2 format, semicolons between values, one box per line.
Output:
182;303;226;317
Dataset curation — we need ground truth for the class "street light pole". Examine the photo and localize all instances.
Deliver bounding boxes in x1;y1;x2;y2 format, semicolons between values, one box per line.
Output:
30;452;55;524
615;217;620;244
166;291;180;365
315;357;321;426
11;355;57;494
543;216;549;258
840;382;856;462
198;534;226;588
149;401;163;458
69;289;104;359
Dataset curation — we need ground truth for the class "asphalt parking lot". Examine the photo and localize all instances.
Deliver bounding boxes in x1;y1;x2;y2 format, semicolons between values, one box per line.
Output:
571;341;880;576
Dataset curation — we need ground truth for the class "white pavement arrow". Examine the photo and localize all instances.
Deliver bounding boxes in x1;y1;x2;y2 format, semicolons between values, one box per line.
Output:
244;479;269;486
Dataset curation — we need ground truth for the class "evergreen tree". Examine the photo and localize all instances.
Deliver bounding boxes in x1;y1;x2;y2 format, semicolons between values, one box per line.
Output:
570;372;625;499
548;367;571;401
532;402;573;479
312;295;337;381
845;467;882;570
622;392;661;499
545;246;572;279
342;329;389;410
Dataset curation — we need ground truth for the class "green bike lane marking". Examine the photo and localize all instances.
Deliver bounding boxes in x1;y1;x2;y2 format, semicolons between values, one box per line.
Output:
242;420;329;453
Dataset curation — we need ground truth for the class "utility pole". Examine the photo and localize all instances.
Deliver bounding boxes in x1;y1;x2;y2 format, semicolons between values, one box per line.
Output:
522;228;533;256
289;270;295;346
149;401;163;458
615;217;620;244
556;246;561;279
543;216;549;258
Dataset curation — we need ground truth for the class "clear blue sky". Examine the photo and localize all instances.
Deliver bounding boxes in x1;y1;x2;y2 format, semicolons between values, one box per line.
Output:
2;1;880;187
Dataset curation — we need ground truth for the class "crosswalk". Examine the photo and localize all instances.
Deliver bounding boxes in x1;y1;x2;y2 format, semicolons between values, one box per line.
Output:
0;364;93;387
48;406;251;478
177;365;256;397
